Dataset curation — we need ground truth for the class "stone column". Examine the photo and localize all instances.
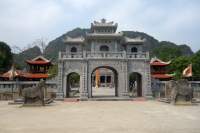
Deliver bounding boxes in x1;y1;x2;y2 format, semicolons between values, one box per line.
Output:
114;41;118;52
121;61;129;97
91;42;94;52
144;60;153;98
105;75;107;87
56;60;64;99
87;67;92;98
80;61;89;100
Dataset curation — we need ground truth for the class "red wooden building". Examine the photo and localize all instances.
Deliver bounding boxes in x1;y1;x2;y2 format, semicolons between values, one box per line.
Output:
0;56;52;81
150;57;173;81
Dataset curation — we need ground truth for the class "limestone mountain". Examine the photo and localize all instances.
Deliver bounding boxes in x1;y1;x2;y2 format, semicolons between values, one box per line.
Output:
152;41;193;61
13;46;42;69
44;28;90;61
43;28;193;61
13;28;194;68
122;31;160;52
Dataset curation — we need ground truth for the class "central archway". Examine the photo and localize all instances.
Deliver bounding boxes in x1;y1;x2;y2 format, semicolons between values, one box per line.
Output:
91;66;118;97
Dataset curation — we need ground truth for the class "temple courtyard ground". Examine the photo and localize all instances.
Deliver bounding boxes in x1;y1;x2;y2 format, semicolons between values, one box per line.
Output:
0;100;200;133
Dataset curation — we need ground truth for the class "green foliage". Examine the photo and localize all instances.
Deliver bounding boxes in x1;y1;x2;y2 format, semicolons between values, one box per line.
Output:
0;42;12;72
48;64;58;78
69;73;80;87
152;41;182;61
165;50;200;79
169;56;191;79
191;50;200;76
13;46;42;69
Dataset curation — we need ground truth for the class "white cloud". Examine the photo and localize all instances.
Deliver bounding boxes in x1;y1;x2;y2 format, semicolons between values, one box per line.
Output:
0;0;67;48
61;0;100;9
0;0;199;52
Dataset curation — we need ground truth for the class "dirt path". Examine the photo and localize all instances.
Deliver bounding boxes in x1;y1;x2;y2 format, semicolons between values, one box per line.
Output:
0;101;199;133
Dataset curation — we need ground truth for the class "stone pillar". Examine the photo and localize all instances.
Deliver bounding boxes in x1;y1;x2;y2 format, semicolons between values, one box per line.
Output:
111;75;114;88
88;68;92;98
121;61;129;97
105;75;107;87
114;41;118;52
80;61;89;100
144;60;153;98
56;60;64;99
91;42;94;52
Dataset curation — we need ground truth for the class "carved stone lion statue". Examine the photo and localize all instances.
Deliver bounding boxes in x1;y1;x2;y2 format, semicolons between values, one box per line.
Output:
22;80;45;106
167;79;193;104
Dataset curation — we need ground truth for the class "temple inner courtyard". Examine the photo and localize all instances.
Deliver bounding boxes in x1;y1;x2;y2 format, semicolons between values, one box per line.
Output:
0;101;199;133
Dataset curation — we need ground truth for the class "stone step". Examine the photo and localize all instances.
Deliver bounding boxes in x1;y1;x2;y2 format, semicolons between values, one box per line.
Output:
64;98;80;102
64;97;149;101
88;97;133;101
132;97;147;101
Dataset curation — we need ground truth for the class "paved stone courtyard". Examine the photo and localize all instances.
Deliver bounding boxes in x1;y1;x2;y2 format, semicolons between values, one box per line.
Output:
92;87;115;96
0;100;200;133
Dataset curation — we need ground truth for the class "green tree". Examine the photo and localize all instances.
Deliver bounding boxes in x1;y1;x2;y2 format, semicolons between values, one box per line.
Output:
48;64;58;78
69;73;80;87
169;56;191;79
152;41;182;61
191;50;200;76
0;42;12;72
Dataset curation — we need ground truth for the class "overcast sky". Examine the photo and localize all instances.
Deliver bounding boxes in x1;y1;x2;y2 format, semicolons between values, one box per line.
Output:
0;0;200;52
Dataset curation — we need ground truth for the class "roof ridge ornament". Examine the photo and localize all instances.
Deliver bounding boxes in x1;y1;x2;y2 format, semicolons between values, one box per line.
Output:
101;18;106;23
150;57;171;64
93;18;115;25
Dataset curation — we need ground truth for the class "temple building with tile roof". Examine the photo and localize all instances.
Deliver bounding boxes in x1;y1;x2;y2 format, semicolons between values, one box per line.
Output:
150;57;173;81
0;56;52;81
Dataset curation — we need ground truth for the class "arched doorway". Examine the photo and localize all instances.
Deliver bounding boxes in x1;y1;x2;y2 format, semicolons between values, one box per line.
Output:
91;66;118;97
66;72;80;98
129;72;142;97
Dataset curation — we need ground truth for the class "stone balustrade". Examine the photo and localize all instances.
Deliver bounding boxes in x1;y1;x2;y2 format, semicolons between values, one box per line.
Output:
152;81;200;99
0;80;57;93
59;51;149;60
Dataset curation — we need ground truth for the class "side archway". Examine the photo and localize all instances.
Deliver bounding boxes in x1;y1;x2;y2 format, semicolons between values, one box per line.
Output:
129;72;142;97
66;72;80;98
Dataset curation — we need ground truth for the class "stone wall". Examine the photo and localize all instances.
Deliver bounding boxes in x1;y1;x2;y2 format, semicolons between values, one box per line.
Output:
0;80;57;100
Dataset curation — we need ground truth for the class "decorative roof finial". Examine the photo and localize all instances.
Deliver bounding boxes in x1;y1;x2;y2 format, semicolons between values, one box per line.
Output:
101;18;106;23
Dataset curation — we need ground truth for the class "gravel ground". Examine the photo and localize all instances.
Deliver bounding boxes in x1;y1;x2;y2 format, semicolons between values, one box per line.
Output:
0;100;199;133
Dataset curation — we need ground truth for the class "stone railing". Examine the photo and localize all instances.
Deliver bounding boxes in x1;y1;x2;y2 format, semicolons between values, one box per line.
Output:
0;80;57;93
60;52;84;59
86;52;124;59
0;80;58;100
59;51;149;60
152;81;200;99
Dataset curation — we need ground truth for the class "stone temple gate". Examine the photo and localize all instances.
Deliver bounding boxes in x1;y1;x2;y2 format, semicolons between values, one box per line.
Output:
57;19;152;100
